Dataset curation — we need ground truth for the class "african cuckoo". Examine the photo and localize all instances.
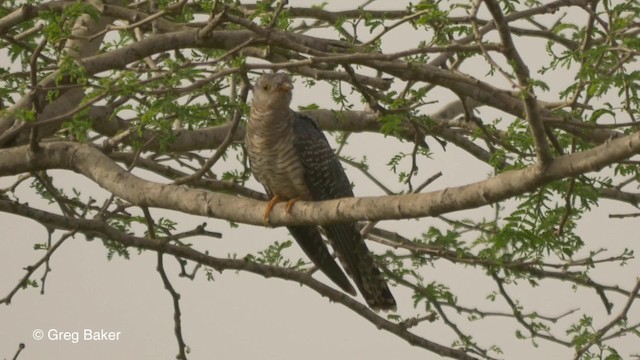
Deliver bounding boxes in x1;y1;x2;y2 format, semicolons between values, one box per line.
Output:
246;73;396;310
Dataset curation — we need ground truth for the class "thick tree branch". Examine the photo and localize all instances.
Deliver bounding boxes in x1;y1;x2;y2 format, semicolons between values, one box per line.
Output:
0;128;638;226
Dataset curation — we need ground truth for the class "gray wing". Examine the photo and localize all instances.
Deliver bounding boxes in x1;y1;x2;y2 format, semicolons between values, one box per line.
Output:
292;113;396;310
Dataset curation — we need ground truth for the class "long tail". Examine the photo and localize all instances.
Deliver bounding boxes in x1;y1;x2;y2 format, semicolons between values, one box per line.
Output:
287;226;356;296
323;223;396;311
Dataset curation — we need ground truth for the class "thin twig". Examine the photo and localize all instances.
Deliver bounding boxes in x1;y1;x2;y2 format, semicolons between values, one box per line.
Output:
492;273;572;346
12;343;25;360
142;207;188;360
0;231;72;305
173;76;249;185
39;228;53;295
574;279;640;359
484;0;553;165
268;0;289;28
340;156;394;195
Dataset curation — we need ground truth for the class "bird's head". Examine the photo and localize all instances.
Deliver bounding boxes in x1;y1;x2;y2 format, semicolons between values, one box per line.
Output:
251;73;294;112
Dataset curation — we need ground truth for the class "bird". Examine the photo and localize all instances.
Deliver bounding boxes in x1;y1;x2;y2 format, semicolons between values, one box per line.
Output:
245;73;396;311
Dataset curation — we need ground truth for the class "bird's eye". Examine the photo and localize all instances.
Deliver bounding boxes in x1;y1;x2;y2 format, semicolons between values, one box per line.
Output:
262;85;269;90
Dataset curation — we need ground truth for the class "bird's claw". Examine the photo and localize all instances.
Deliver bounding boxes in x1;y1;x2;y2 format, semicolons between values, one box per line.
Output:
263;195;281;227
262;196;299;226
285;198;300;215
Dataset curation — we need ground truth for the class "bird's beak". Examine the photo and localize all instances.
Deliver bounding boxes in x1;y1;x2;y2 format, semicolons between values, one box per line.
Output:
278;81;293;93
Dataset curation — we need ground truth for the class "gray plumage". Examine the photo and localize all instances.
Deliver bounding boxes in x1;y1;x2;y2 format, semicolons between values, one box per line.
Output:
246;73;396;310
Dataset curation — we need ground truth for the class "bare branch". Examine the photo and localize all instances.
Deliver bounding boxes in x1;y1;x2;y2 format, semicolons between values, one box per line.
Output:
142;207;188;360
492;273;572;346
11;343;25;360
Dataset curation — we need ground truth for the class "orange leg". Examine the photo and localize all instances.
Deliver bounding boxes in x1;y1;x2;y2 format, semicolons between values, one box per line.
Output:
285;197;300;215
263;195;282;226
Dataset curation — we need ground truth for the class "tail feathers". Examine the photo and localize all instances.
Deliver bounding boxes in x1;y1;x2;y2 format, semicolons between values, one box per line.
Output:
323;224;396;311
356;263;397;311
287;226;357;296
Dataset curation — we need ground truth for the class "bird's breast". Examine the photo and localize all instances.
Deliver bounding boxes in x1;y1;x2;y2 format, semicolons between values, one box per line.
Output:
246;127;311;200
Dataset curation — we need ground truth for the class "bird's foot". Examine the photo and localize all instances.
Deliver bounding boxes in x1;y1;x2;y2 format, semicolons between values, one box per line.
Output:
285;197;300;216
263;195;281;227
